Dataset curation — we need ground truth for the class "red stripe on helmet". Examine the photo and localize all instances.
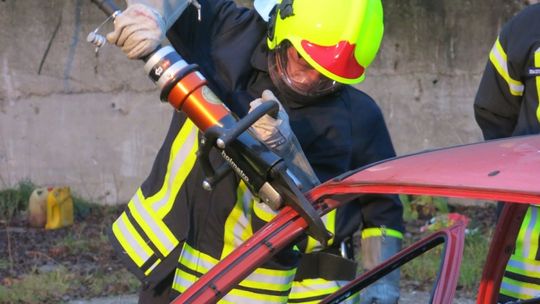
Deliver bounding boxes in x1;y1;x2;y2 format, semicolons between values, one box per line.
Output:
301;40;365;79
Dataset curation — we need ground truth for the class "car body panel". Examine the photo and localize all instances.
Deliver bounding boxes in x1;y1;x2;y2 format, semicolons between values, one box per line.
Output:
175;135;540;304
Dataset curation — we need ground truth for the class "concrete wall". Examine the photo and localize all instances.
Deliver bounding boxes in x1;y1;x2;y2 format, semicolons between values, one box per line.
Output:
0;0;532;204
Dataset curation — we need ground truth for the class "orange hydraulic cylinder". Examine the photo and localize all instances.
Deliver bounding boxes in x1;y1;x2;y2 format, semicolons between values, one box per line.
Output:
166;71;231;132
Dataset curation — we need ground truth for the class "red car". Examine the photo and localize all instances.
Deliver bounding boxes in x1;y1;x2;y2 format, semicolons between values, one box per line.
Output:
172;134;540;304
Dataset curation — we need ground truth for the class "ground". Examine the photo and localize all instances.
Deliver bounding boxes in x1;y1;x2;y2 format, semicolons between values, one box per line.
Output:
0;201;497;303
0;205;139;304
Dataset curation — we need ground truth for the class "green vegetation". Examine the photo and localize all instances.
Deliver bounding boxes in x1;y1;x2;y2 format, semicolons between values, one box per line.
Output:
0;258;9;271
0;266;73;304
399;195;492;295
0;266;139;304
401;194;450;221
85;268;139;297
401;230;490;294
0;180;36;222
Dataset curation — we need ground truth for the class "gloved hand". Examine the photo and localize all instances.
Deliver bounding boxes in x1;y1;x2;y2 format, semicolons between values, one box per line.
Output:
360;233;402;304
106;3;166;59
249;90;320;190
107;1;193;59
249;90;292;150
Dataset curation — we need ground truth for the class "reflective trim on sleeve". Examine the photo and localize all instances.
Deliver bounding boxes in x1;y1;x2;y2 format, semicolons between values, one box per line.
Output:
534;48;540;123
112;212;153;267
174;243;296;297
500;276;540;300
515;206;538;258
361;227;403;240
526;206;540;259
173;267;198;293
129;189;179;256
179;241;216;273
489;38;524;96
144;258;161;276
506;255;540;278
221;182;254;258
148;119;199;217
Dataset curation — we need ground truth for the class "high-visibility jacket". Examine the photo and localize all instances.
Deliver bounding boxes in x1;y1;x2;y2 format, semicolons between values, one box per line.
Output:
474;4;540;302
110;0;404;302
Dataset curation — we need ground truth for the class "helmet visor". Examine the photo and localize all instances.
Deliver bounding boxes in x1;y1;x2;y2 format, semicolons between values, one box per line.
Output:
268;41;342;98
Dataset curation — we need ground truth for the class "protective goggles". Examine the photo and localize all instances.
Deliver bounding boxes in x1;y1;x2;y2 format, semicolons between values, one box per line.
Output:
268;41;342;98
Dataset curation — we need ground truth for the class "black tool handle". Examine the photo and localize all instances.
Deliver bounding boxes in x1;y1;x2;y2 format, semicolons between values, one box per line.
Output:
91;0;120;16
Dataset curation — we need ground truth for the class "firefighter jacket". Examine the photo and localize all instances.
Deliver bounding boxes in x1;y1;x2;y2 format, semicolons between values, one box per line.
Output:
474;4;540;302
109;0;404;302
474;4;540;139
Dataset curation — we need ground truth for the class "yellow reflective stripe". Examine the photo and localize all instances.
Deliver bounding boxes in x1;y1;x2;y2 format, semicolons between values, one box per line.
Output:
305;210;336;253
240;267;294;292
172;270;290;304
112;213;153;267
221;182;253;258
148;119;198;217
290;279;360;304
535;48;540;123
489;38;524;96
361;227;403;240
172;267;197;292
179;242;217;273
515;206;534;257
144;258;161;276
506;253;540;278
500;276;540;299
128;189;179;256
178;243;295;293
521;206;538;259
527;206;540;259
220;287;289;303
289;278;341;300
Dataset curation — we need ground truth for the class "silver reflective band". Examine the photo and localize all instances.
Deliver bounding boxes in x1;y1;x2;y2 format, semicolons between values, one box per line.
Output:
500;279;540;298
116;215;151;264
132;195;176;254
151;127;198;213
144;45;176;75
490;40;524;95
157;59;189;90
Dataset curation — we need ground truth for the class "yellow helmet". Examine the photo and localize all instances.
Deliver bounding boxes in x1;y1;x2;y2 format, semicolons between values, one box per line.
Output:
264;0;384;85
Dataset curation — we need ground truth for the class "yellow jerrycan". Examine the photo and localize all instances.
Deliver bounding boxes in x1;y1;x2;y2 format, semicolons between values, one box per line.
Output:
45;187;74;230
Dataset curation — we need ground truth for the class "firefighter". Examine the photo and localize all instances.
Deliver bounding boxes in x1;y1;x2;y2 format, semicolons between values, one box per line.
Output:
474;3;540;303
106;0;404;303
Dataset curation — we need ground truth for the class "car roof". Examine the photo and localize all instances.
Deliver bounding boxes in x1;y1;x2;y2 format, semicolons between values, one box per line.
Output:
310;134;540;205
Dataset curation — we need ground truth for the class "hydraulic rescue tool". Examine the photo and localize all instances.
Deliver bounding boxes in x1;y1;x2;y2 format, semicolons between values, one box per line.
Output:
88;0;330;247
